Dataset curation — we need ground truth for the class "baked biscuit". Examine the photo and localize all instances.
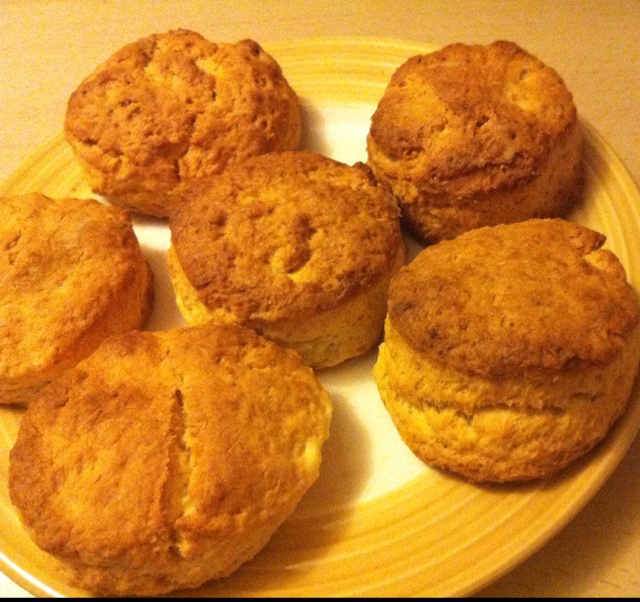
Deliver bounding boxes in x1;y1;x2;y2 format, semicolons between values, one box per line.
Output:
0;192;153;406
168;150;405;369
373;219;640;482
367;40;583;243
64;29;301;217
9;323;332;596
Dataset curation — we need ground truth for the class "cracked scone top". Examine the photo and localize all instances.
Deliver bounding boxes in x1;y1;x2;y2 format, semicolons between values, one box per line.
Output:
0;193;153;406
64;29;301;217
168;150;405;369
9;323;332;596
367;40;583;243
374;219;640;482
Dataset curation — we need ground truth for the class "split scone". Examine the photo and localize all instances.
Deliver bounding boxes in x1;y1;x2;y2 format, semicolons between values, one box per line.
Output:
367;40;583;244
0;193;153;406
9;323;333;596
168;150;405;370
64;29;301;218
373;219;640;483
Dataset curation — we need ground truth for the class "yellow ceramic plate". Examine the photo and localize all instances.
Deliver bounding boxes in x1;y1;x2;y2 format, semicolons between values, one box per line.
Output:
1;37;640;598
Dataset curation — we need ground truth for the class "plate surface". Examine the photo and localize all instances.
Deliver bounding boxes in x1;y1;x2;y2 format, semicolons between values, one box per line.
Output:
2;36;640;598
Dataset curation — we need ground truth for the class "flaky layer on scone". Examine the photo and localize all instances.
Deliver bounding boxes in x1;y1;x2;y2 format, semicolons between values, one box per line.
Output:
373;219;640;482
168;150;405;369
65;29;301;217
367;40;583;243
9;323;332;596
0;193;153;406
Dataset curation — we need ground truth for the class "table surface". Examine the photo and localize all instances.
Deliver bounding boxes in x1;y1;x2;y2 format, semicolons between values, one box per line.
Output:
1;1;639;597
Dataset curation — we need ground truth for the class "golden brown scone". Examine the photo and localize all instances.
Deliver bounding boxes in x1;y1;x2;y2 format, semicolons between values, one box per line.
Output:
9;323;332;596
0;192;153;406
64;29;301;218
168;150;405;370
373;219;640;483
367;40;583;243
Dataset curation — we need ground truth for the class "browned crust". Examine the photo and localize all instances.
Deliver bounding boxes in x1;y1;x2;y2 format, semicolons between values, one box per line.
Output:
368;40;578;198
169;150;403;323
387;219;640;378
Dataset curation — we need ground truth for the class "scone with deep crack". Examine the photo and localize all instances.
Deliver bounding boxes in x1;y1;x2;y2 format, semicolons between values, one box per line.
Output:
0;192;153;406
64;29;301;218
168;150;405;370
9;323;332;596
373;219;640;483
367;40;583;244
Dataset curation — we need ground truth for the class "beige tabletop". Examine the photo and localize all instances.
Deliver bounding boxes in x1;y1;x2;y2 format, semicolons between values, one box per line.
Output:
1;0;639;597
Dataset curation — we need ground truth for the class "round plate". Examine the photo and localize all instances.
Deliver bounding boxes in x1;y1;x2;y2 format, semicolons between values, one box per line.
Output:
1;36;640;598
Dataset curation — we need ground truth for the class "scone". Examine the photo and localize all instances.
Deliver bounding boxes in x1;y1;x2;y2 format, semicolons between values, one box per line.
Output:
64;29;301;218
367;40;583;243
9;323;332;596
168;150;405;370
373;219;640;483
0;192;153;406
